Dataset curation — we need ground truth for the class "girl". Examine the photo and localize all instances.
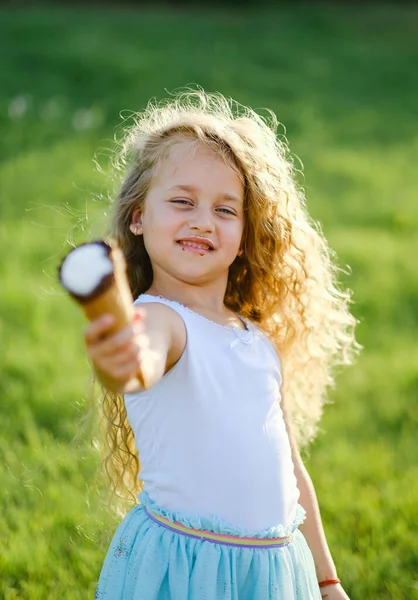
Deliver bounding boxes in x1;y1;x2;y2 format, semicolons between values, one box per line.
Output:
86;90;359;600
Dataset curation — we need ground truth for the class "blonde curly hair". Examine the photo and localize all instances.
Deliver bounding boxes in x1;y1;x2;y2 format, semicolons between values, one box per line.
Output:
100;89;360;506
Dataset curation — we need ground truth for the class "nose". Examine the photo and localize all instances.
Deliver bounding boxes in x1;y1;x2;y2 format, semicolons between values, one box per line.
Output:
188;205;214;234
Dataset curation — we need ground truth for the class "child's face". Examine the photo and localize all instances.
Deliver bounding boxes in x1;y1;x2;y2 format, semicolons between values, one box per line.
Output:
133;140;244;287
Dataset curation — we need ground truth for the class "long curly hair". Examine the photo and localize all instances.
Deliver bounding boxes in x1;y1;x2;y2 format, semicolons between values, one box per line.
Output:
100;89;361;506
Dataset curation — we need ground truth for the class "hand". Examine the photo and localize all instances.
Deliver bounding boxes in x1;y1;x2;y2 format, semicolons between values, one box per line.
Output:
320;583;351;600
84;311;143;392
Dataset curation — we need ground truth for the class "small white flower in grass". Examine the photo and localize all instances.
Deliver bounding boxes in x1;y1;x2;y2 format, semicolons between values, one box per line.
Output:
8;95;30;119
72;107;103;131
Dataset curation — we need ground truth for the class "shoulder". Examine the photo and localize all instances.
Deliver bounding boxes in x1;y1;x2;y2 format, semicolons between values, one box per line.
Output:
134;296;185;335
134;298;186;371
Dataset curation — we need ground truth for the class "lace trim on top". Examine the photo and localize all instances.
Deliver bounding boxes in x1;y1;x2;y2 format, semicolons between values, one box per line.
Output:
139;294;252;333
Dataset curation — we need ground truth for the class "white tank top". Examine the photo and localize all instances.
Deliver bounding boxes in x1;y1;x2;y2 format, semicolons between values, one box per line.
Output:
124;294;300;533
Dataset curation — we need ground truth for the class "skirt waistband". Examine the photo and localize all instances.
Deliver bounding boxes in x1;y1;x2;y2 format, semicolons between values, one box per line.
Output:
144;507;294;549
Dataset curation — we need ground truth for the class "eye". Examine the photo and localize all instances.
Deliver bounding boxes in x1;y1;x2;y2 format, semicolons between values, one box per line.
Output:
216;207;236;215
170;198;193;206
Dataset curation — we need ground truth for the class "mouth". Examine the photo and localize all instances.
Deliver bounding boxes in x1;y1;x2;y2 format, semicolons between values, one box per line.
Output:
176;238;215;254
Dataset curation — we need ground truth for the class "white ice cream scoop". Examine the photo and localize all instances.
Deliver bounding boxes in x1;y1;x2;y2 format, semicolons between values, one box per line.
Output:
59;242;114;297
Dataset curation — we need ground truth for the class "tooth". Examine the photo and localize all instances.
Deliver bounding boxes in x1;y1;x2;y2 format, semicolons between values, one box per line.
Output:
182;241;209;249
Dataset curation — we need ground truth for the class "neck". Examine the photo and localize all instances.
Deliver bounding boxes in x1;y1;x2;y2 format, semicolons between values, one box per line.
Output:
146;272;229;316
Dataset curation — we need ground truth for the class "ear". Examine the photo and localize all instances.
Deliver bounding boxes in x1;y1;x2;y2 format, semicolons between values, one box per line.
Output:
129;208;143;235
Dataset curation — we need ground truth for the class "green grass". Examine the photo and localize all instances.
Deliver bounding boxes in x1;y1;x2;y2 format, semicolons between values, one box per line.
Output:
1;3;418;598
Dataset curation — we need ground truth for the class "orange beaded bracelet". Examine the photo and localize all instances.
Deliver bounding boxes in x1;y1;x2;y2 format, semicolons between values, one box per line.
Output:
318;577;341;588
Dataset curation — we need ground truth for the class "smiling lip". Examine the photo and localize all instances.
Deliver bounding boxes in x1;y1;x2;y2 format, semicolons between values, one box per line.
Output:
176;237;215;252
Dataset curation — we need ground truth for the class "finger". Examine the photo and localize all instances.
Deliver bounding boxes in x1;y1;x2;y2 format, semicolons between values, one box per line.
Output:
98;345;141;371
133;308;144;322
86;323;138;356
108;359;142;384
84;314;115;344
106;327;143;356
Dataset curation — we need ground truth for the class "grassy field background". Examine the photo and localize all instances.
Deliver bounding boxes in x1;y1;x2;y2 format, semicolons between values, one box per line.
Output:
1;3;418;598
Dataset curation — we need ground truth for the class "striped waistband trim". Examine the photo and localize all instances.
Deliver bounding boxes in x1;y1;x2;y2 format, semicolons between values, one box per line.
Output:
144;508;294;548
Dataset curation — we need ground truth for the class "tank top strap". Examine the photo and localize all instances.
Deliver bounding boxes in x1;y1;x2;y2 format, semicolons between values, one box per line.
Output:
133;293;256;347
133;294;216;348
134;293;191;319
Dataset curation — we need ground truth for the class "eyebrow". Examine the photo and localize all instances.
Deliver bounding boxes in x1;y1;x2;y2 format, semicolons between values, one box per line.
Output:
169;184;242;204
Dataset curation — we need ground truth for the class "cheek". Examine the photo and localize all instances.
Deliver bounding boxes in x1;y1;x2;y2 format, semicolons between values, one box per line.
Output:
142;207;173;233
141;212;178;253
224;221;244;248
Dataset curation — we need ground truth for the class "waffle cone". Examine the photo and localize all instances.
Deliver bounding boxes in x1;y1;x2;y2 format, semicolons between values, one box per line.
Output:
80;278;134;334
80;246;134;335
59;241;145;389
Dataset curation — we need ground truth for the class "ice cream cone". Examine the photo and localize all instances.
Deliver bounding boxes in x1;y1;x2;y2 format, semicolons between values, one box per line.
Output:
59;240;145;388
76;245;135;333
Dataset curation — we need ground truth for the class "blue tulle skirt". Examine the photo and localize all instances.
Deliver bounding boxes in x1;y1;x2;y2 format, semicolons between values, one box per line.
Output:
95;491;322;600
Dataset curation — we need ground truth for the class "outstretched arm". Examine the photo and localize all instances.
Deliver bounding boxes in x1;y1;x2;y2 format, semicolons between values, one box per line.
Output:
84;302;186;393
282;403;351;600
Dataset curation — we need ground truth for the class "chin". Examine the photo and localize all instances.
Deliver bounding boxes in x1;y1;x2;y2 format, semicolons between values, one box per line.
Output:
172;265;227;285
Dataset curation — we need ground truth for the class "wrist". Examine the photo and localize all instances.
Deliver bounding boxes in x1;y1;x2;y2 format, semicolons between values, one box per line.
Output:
94;368;121;393
318;577;341;588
